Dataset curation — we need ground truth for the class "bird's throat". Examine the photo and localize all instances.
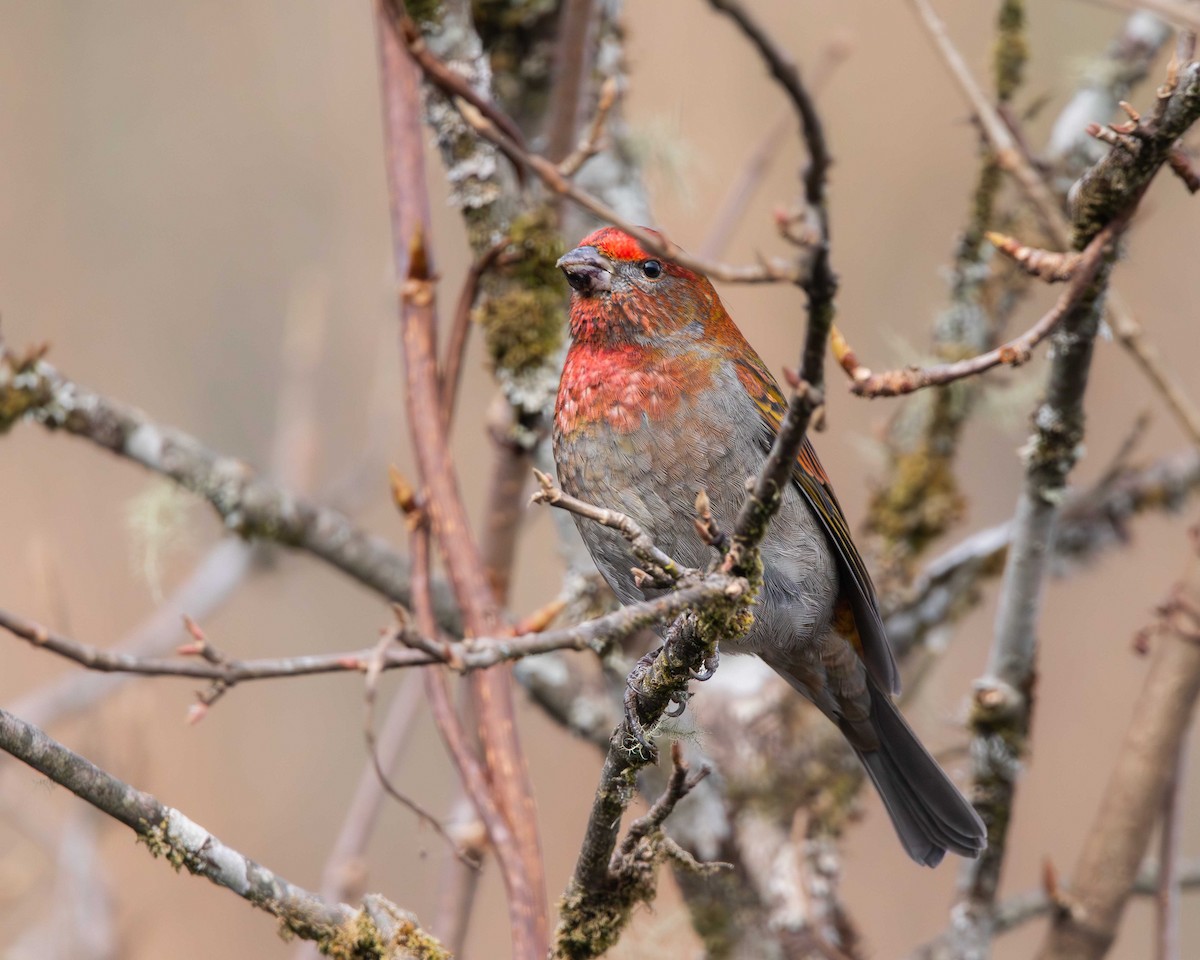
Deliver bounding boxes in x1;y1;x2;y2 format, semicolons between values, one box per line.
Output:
555;340;714;437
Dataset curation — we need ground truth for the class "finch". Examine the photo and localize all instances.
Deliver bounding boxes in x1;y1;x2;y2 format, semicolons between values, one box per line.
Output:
553;226;986;867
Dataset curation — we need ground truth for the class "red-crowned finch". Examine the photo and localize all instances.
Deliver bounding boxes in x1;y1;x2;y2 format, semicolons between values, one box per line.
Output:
553;226;986;867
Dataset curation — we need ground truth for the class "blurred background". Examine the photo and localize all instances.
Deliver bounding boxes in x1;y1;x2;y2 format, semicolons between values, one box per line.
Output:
1;1;1198;957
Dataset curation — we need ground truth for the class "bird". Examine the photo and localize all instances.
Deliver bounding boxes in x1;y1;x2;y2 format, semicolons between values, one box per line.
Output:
552;225;987;867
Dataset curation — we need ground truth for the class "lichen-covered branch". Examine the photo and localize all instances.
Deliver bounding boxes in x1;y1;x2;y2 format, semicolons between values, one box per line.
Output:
939;59;1200;959
0;706;446;960
554;601;752;960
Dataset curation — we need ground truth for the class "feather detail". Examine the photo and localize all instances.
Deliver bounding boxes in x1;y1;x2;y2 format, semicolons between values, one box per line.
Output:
733;353;900;694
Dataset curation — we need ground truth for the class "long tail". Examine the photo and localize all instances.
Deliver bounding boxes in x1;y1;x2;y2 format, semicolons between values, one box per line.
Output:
855;683;987;867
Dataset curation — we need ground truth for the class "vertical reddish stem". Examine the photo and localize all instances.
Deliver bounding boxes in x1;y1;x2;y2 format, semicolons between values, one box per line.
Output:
375;6;548;956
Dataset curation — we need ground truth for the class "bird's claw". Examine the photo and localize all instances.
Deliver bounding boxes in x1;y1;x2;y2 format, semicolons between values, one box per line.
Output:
622;646;662;761
690;647;719;682
665;691;689;717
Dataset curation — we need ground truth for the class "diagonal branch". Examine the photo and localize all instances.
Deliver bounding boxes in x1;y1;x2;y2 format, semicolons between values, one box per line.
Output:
0;706;443;959
837;219;1126;398
1035;528;1200;960
0;345;460;632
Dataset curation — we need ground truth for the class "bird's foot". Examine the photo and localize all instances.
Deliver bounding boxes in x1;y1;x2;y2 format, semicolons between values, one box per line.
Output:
622;645;662;761
690;646;719;682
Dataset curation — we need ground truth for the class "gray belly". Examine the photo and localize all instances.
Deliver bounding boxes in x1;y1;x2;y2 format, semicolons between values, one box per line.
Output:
553;391;839;658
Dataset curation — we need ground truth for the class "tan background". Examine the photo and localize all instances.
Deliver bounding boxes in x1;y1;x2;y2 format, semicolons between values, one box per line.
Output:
1;1;1198;958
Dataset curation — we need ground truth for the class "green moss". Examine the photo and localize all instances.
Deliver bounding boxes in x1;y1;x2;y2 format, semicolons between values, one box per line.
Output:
0;357;52;434
866;425;966;578
476;206;565;375
405;0;444;28
993;0;1026;105
137;818;205;874
555;847;660;960
283;907;450;960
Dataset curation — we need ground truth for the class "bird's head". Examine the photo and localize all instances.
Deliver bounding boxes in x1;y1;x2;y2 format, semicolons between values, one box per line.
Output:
557;227;730;345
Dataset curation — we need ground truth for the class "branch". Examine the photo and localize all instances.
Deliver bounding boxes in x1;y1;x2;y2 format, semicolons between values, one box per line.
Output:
945;58;1200;955
707;0;838;571
0;574;742;687
396;226;550;953
884;445;1200;657
390;9;803;284
0;345;460;632
531;469;685;585
0;706;444;959
1033;531;1200;960
907;0;1200;447
837;220;1125;398
439;237;510;430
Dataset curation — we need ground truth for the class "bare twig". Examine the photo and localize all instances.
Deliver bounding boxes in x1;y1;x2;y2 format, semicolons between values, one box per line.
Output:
699;36;851;260
440;238;510;430
1046;12;1174;167
705;0;838;570
0;574;743;690
1107;297;1200;448
324;673;423;904
1034;532;1200;960
836;219;1126;398
392;11;802;284
558;75;618;178
532;469;684;585
545;0;598;165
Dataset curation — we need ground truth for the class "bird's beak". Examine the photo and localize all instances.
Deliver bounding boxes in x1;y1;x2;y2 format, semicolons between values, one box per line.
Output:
557;245;614;295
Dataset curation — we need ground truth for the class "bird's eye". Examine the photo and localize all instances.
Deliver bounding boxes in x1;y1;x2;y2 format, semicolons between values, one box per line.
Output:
641;259;662;279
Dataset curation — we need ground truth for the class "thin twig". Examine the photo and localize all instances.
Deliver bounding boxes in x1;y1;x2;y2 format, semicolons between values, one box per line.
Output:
323;673;423;903
392;12;803;284
361;626;465;859
558;75;618;178
440;237;510;430
531;469;684;585
408;519;538;957
700;37;850;260
837;218;1126;397
545;0;600;165
0;573;741;684
906;0;1200;447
